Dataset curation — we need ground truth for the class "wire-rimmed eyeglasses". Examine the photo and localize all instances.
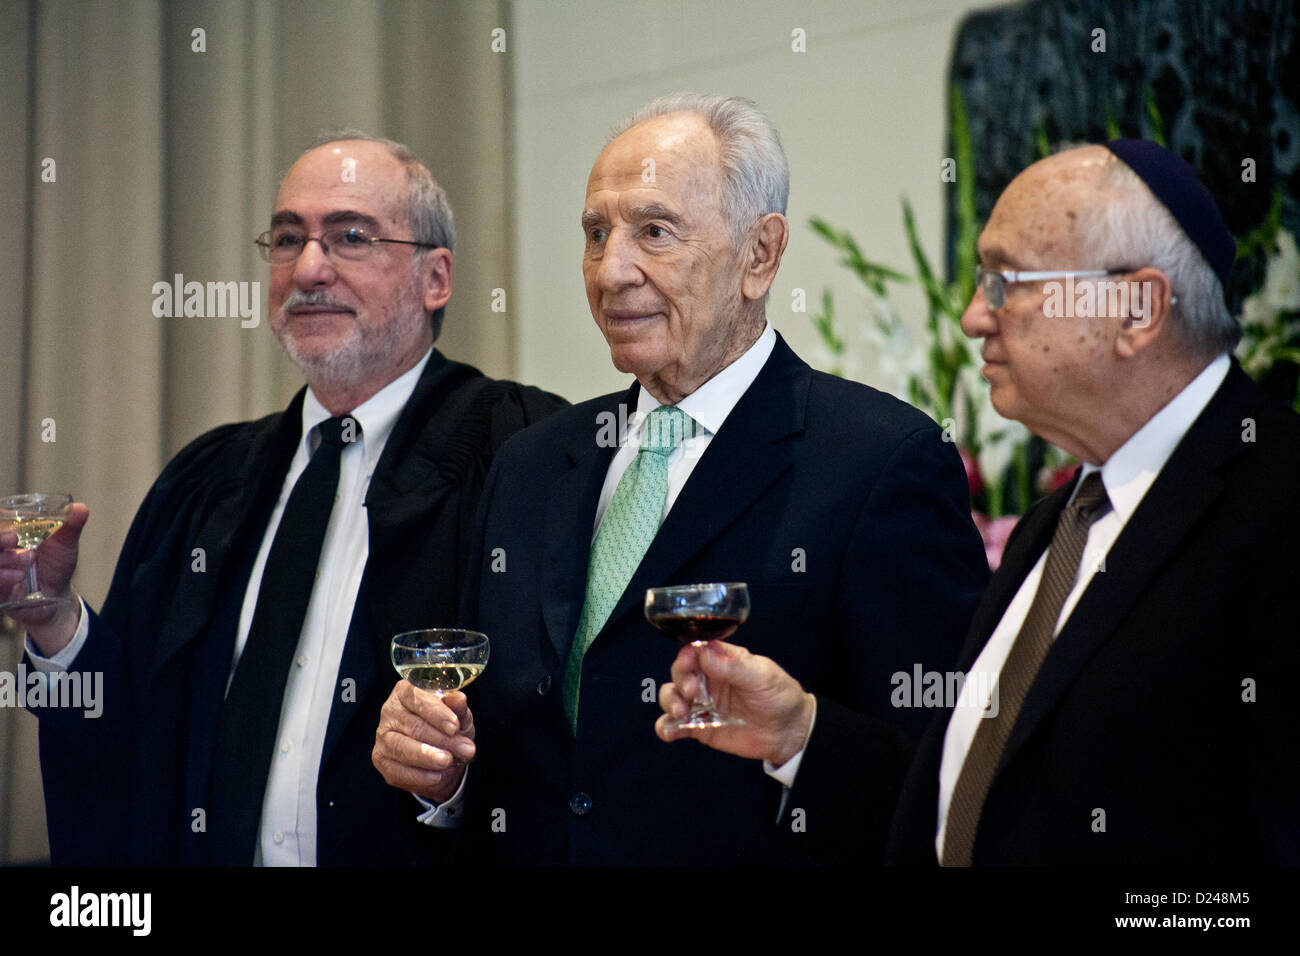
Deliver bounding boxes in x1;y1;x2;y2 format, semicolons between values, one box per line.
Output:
254;226;440;264
977;268;1131;309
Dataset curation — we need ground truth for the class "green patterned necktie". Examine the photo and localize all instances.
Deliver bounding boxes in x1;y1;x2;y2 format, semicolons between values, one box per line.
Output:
562;404;694;732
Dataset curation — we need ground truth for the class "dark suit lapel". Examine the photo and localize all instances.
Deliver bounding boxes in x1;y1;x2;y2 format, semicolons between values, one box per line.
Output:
998;363;1255;769
540;390;630;661
595;335;805;638
147;393;304;689
363;349;464;504
881;478;1068;865
322;351;485;763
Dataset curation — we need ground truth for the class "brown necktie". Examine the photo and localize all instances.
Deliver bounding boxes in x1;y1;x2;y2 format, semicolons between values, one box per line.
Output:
942;471;1111;866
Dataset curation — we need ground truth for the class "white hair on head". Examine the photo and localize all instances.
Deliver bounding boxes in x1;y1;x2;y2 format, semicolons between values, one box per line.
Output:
608;94;789;248
1067;145;1239;358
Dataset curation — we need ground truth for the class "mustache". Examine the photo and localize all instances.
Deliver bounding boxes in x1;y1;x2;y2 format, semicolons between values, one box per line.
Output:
281;290;354;312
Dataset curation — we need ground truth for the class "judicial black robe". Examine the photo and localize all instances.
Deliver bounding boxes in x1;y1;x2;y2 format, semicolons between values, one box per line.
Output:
29;349;566;865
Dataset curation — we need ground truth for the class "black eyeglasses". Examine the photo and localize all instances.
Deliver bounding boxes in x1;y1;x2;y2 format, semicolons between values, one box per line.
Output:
254;226;440;264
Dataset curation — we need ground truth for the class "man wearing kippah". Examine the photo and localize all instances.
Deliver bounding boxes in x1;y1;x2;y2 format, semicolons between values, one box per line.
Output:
656;140;1300;865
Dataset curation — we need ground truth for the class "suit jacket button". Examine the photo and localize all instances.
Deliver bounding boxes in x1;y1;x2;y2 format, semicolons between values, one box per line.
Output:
569;792;592;816
536;675;553;695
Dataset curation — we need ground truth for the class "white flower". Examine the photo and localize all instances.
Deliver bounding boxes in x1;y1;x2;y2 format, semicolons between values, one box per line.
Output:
951;364;985;446
1263;230;1300;313
977;424;1031;492
1238;230;1300;330
1239;293;1274;331
853;287;928;407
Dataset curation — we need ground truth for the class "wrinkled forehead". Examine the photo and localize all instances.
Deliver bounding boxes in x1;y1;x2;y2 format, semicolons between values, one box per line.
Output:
585;114;724;203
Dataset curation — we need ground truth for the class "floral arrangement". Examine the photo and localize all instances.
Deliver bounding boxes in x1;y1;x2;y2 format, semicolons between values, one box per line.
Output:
808;213;1058;569
810;90;1068;568
1235;191;1300;409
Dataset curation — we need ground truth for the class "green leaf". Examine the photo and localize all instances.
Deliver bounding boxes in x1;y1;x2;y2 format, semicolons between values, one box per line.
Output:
808;216;909;296
1033;117;1049;161
1143;85;1166;147
810;287;844;356
902;198;953;318
1104;101;1120;141
1235;189;1283;260
950;84;978;304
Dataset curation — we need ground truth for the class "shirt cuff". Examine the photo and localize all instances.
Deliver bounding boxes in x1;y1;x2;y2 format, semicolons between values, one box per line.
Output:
763;695;818;788
23;597;89;672
413;766;469;828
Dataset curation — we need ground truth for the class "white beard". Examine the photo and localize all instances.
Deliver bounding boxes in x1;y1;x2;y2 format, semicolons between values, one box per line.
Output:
274;281;428;390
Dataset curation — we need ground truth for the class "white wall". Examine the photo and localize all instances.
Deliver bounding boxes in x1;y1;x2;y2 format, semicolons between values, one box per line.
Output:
509;0;1005;402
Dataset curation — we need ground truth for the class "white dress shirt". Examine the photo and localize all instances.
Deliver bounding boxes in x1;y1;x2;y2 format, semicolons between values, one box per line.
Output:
934;353;1230;861
27;348;453;865
590;324;813;784
593;325;775;531
240;349;433;865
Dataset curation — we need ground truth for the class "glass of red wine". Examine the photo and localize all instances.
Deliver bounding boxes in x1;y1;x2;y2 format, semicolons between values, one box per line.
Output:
645;582;750;729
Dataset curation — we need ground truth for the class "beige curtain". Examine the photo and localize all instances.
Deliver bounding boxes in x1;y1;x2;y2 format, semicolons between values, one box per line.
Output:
0;0;512;863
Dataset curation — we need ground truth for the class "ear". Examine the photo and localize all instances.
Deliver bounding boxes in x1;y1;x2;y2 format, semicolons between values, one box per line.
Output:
420;248;454;315
1114;267;1173;359
740;213;789;301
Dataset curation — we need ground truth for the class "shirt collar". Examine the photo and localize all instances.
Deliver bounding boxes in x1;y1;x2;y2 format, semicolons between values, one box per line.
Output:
1073;352;1230;521
632;323;777;435
300;348;433;470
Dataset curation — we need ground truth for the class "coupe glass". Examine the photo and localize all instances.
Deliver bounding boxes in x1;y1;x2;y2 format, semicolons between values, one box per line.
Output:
0;493;74;611
645;582;750;729
391;629;490;696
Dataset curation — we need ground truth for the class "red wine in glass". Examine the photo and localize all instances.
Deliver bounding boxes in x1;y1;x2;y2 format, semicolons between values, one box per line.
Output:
647;613;744;643
645;583;749;729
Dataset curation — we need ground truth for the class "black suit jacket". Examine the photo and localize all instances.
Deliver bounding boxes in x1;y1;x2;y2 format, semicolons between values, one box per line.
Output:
30;350;566;865
887;361;1300;865
459;334;989;864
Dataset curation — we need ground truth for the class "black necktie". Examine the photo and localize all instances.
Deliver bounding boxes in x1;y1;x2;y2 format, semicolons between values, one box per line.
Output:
943;472;1111;866
207;414;359;864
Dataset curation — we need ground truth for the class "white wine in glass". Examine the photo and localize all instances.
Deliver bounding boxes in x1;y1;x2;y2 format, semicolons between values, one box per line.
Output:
0;493;74;611
391;629;489;696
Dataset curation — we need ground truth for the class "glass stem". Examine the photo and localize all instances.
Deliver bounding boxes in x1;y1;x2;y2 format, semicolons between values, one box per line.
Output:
692;654;715;716
26;563;38;596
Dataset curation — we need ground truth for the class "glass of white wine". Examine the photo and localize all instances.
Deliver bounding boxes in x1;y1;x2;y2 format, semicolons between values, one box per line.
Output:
391;629;489;696
0;493;74;611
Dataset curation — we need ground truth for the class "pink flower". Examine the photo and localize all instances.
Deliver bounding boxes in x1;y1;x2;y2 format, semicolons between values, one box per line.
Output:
971;512;1019;571
1037;462;1078;495
958;446;983;500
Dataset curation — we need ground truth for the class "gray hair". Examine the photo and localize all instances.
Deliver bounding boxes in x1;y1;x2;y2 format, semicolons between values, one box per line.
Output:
608;94;789;247
1074;147;1239;357
306;130;456;338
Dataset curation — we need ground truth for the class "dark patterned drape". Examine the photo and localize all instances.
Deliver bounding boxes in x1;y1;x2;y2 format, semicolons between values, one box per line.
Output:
948;0;1298;311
